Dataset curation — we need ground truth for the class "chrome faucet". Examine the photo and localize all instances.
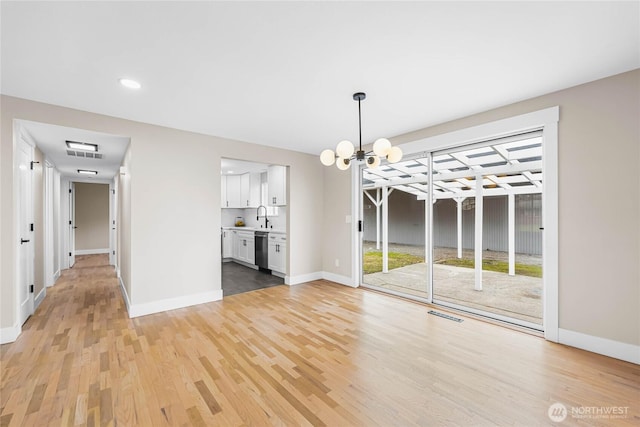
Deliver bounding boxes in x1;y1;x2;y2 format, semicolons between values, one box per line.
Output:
256;205;269;228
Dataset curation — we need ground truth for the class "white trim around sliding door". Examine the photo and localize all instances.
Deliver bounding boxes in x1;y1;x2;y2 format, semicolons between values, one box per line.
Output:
355;106;559;342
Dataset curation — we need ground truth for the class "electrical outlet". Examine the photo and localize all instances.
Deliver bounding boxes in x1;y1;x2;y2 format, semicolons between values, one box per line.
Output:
345;215;351;223
335;259;340;267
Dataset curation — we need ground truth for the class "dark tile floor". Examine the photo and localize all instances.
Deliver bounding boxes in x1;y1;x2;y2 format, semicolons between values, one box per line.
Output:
222;261;284;296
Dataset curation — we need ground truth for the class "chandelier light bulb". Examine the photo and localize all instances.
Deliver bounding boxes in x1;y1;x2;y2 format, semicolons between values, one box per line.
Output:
336;157;351;170
373;138;392;157
336;140;355;158
320;149;336;166
366;155;381;169
387;146;403;163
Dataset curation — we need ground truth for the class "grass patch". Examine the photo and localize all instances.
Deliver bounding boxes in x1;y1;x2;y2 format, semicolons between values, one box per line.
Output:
363;251;424;274
437;258;542;278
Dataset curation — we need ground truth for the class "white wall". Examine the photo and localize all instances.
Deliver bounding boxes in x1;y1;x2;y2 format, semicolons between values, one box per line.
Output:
74;183;110;252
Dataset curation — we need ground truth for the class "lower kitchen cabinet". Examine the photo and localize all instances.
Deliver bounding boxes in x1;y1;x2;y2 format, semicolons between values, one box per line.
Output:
222;229;234;258
235;231;255;265
268;233;286;274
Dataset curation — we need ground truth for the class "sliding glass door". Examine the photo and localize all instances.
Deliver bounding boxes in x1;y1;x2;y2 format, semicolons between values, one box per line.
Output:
360;132;544;330
361;160;430;300
431;134;543;329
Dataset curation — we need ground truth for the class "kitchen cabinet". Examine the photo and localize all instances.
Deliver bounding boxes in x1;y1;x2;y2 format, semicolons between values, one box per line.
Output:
268;233;286;274
235;230;255;265
223;175;242;208
241;172;261;208
221;175;227;207
222;229;234;259
267;165;287;206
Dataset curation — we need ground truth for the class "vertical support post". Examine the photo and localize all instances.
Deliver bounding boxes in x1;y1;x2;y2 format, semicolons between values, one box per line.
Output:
382;186;389;273
424;200;429;264
474;176;483;291
376;188;381;250
508;193;515;276
455;198;464;259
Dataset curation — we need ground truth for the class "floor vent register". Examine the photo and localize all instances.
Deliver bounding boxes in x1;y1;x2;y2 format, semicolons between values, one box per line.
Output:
428;310;463;322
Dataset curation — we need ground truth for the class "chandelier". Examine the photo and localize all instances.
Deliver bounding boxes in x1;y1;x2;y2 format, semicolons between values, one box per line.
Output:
320;92;402;170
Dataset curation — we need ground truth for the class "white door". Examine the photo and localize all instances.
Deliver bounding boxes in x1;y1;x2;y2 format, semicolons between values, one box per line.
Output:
17;137;34;324
69;182;76;267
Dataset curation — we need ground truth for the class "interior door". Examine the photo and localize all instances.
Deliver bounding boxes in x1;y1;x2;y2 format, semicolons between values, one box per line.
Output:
18;136;34;324
69;182;76;267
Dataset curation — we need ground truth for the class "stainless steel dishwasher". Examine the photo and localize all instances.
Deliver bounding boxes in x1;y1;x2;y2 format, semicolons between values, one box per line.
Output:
255;231;269;271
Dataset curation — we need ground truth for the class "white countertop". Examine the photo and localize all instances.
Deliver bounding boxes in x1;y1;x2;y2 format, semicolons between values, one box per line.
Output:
222;226;286;234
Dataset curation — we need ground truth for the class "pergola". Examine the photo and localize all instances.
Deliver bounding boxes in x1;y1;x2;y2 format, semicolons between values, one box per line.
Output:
362;134;543;291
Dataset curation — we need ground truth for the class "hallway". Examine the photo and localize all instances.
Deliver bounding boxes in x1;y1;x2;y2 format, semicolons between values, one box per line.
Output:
1;255;639;426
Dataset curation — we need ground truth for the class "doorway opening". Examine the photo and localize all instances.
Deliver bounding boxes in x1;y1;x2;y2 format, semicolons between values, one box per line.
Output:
220;158;288;296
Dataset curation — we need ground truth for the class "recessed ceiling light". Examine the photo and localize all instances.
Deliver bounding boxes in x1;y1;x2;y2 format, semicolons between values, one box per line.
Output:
66;140;98;152
78;169;98;175
119;78;142;89
228;170;234;174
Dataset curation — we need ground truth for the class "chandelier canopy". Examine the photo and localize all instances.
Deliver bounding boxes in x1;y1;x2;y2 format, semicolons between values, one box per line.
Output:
320;92;402;170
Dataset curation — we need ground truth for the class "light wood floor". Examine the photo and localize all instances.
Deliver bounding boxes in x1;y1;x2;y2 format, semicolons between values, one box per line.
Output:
1;254;638;426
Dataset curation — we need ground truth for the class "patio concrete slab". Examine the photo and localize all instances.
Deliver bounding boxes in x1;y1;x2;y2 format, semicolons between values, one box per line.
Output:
364;263;542;325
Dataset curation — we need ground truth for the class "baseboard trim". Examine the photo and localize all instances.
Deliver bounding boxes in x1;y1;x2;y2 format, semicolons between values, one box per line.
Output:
126;289;223;318
285;271;323;286
75;248;110;255
118;275;132;315
0;323;21;344
34;288;46;310
48;269;60;287
232;260;259;270
321;271;356;288
558;328;640;365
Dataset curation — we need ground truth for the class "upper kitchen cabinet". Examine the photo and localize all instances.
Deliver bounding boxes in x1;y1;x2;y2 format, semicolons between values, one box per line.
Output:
222;172;260;208
223;174;242;208
241;172;261;208
267;165;287;206
221;175;227;206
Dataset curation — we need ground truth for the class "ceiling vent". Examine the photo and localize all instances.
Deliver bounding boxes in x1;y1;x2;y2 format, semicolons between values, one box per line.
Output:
67;150;103;159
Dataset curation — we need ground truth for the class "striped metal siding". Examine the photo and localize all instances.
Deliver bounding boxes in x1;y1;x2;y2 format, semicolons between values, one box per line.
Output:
363;190;426;245
374;192;542;255
434;195;541;255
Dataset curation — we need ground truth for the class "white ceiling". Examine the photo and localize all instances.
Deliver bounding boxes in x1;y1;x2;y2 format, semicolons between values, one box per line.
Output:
19;120;130;179
2;2;639;158
221;158;269;175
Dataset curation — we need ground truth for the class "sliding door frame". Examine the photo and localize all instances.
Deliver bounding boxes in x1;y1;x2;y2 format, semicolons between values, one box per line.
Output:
355;106;559;342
